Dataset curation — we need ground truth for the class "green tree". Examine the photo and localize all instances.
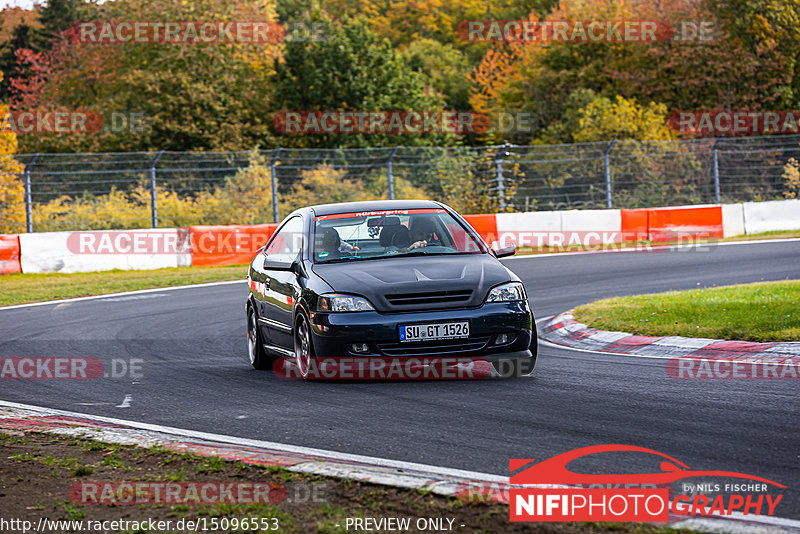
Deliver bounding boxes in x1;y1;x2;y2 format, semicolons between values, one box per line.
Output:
403;38;472;110
271;12;453;148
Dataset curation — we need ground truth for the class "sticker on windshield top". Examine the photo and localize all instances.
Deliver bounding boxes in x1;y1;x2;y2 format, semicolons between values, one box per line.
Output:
315;208;446;221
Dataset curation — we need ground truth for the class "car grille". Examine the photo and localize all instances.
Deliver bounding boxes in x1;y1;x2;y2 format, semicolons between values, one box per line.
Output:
384;290;473;308
376;336;490;357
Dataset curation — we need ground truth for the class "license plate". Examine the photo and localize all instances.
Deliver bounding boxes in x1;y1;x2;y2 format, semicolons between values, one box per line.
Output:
399;322;469;342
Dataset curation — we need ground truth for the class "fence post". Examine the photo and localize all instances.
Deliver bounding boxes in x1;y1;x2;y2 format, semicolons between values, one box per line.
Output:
149;151;164;228
604;140;617;209
386;146;399;200
23;153;39;233
495;141;510;210
270;147;282;223
712;137;721;204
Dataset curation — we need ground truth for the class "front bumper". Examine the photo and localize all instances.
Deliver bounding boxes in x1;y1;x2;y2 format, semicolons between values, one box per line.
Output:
306;301;533;360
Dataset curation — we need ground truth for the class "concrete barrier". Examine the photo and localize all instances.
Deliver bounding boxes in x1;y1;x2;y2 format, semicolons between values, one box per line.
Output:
495;211;561;247
646;205;723;242
462;214;498;245
19;229;191;274
721;203;745;238
189;224;278;267
561;209;623;244
742;199;800;234
621;205;723;242
0;234;21;274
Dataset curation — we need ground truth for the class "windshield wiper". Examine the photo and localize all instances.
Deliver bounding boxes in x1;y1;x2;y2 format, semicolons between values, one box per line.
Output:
393;250;456;257
320;255;363;263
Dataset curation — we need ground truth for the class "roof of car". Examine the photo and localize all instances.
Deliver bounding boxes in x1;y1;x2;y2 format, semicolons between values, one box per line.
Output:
309;199;444;216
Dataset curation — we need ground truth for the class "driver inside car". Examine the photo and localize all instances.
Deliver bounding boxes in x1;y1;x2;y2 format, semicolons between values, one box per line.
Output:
406;216;441;250
315;227;355;259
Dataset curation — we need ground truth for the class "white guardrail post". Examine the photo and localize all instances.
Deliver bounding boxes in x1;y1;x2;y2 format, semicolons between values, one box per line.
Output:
386;146;399;200
23;153;40;233
604;140;617;209
149;151;164;228
270;147;282;223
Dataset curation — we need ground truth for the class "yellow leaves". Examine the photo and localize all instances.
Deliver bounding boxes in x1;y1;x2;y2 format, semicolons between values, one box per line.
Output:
782;157;800;199
573;94;675;142
0;103;24;233
468;46;522;114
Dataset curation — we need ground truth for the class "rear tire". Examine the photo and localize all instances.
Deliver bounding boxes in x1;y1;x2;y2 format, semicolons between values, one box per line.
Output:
247;304;270;370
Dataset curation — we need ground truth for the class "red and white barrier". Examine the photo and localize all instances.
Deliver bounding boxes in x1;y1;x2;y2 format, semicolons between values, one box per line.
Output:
19;229;191;274
0;234;21;274
189;224;278;267
3;200;798;275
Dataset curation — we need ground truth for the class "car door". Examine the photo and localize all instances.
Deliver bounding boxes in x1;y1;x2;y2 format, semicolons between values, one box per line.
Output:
259;215;305;352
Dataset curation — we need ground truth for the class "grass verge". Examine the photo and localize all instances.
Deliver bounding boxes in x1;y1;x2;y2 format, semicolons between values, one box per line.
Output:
0;264;248;307
574;280;800;342
0;430;692;534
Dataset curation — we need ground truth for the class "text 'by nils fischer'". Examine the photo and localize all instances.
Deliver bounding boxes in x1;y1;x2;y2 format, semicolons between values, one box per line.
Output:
505;445;785;522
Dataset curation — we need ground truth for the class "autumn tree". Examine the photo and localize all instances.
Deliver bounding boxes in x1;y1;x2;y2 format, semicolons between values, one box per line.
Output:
0;92;24;233
0;0;90;100
469;0;799;143
13;0;280;153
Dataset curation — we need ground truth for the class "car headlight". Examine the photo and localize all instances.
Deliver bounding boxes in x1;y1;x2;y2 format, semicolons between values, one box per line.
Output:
317;293;375;312
485;282;526;303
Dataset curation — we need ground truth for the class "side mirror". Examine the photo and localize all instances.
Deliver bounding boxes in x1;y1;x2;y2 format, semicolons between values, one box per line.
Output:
492;245;516;258
262;256;294;271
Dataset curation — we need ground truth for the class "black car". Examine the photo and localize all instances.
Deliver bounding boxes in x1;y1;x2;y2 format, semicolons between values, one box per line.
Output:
246;200;536;379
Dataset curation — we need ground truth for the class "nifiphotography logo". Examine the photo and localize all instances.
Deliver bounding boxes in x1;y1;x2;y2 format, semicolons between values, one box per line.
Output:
509;445;785;522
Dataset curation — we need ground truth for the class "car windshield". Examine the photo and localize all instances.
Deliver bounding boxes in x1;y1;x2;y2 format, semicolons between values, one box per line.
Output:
313;208;484;263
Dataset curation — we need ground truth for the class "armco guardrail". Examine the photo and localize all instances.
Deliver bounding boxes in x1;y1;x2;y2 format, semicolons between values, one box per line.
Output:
3;199;799;275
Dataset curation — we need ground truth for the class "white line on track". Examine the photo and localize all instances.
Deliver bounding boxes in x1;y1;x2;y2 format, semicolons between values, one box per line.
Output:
502;236;800;260
0;399;508;483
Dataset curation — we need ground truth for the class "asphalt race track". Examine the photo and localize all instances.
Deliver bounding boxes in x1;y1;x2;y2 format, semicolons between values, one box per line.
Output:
1;240;799;518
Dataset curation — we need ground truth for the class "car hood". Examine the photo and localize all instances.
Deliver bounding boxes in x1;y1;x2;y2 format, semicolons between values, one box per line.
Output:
311;253;515;312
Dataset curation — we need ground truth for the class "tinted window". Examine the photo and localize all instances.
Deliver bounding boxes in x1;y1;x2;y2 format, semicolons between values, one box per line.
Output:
265;216;304;262
313;208;483;263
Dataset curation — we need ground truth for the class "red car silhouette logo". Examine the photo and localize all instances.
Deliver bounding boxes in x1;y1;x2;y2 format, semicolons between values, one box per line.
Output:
510;444;785;487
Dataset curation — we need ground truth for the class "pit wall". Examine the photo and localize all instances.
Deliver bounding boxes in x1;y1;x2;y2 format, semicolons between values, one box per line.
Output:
2;200;798;274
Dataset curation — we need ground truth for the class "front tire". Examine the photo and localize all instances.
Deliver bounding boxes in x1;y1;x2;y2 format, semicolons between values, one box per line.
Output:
247;304;270;370
294;313;316;380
